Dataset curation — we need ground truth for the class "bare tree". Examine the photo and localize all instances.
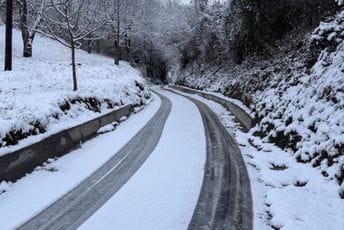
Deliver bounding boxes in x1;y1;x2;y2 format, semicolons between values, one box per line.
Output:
38;0;107;91
105;0;138;65
0;0;5;8
75;0;106;54
16;0;46;57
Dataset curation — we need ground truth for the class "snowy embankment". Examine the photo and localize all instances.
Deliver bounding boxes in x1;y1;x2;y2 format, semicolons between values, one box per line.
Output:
170;11;344;198
0;26;150;156
170;88;344;230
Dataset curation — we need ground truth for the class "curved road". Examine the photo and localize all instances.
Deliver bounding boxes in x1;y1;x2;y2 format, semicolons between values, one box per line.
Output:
168;90;253;230
18;88;252;230
18;91;172;230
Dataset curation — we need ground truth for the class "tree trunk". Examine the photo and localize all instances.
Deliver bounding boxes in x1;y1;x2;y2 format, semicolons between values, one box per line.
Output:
18;0;32;57
5;0;13;71
114;39;120;65
23;36;33;57
148;42;153;78
123;34;130;61
114;0;120;65
97;40;101;53
71;42;78;91
127;39;131;56
87;40;92;54
143;41;146;64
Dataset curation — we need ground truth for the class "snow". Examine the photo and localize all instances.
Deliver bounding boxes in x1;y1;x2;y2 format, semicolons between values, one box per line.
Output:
170;10;344;198
241;131;344;229
0;89;207;229
173;0;227;5
0;93;161;229
0;181;11;194
172;85;254;117
97;122;119;134
250;13;344;194
0;26;150;156
170;88;344;230
79;88;206;230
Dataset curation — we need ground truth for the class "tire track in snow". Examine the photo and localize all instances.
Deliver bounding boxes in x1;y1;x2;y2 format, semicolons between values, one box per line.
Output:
168;89;253;230
18;91;172;230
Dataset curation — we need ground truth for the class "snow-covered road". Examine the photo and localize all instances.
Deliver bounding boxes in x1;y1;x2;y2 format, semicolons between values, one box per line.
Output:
0;93;162;229
0;87;252;230
17;91;173;229
80;89;206;230
169;89;252;230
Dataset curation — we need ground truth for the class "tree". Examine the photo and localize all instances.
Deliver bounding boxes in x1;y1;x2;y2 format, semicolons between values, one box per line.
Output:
81;0;107;54
38;0;107;91
104;0;138;65
124;0;191;79
16;0;46;57
0;0;5;8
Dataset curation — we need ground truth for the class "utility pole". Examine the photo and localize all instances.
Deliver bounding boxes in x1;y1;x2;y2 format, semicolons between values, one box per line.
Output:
4;0;13;71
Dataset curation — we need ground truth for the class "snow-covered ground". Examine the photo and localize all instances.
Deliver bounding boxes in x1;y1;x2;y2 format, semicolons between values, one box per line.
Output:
172;85;254;117
169;10;344;199
0;26;150;156
0;93;161;229
0;89;206;229
169;87;344;230
80;89;206;230
175;0;226;5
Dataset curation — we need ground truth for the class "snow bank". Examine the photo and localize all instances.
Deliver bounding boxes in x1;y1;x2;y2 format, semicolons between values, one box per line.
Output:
177;91;344;229
0;26;150;155
171;10;344;198
253;12;344;197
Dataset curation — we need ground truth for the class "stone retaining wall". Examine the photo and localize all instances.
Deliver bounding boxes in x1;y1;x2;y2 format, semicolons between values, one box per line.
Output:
170;85;254;132
0;104;133;182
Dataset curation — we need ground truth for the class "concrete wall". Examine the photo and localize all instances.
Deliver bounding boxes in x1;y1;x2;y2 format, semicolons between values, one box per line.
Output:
170;86;254;132
0;105;134;182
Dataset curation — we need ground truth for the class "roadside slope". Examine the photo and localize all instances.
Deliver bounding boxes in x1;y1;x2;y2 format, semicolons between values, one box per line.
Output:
172;87;344;229
0;26;150;157
170;9;344;199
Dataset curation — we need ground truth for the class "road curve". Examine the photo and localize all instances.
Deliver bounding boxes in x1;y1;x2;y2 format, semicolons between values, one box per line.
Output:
168;89;253;230
18;91;172;230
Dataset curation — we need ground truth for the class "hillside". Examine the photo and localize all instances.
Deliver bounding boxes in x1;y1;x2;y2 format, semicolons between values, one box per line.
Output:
170;5;344;198
0;26;150;157
167;7;344;228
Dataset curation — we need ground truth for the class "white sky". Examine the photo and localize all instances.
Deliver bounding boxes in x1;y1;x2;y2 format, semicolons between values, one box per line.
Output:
167;0;227;5
171;0;191;5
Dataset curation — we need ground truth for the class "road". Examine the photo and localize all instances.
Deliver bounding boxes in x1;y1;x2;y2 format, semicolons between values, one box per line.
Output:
17;88;252;230
170;90;253;230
